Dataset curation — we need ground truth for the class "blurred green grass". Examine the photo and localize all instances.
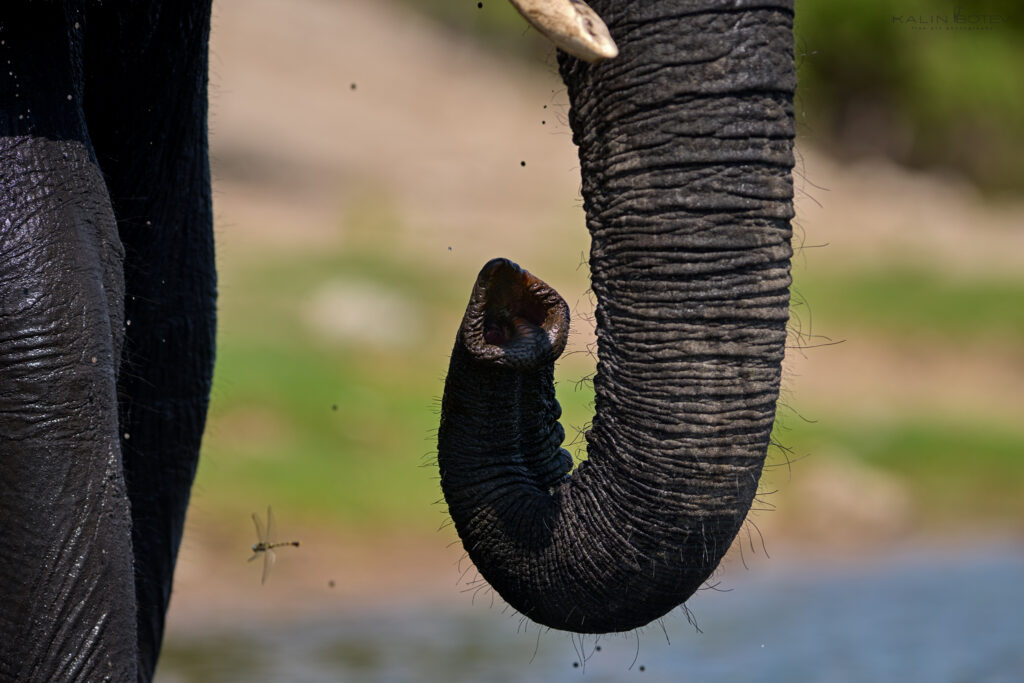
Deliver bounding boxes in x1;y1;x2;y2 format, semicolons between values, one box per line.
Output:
201;246;453;531
794;0;1024;193
794;265;1024;344
770;416;1024;524
199;223;1024;536
198;240;598;532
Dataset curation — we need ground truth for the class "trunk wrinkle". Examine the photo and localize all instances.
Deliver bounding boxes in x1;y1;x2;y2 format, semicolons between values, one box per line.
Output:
438;0;795;633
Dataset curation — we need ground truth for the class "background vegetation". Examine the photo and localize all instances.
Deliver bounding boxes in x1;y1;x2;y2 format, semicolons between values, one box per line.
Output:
407;0;1024;193
198;225;1024;537
194;0;1024;548
794;0;1024;193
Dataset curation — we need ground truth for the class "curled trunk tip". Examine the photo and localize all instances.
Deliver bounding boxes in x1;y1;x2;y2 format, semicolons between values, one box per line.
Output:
459;258;570;369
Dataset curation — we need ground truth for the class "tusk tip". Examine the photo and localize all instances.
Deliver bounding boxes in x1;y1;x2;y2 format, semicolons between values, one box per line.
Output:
508;0;619;63
579;39;618;63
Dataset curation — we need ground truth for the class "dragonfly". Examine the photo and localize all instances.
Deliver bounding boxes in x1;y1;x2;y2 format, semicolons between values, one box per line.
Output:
248;506;300;585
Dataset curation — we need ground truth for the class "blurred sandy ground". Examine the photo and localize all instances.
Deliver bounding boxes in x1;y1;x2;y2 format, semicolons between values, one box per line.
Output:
167;0;1024;628
208;0;586;270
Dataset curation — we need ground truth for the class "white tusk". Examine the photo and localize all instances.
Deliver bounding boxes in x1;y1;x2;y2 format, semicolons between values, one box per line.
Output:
507;0;619;63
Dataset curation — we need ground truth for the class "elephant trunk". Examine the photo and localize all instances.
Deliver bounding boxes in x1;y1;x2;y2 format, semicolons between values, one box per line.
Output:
438;0;796;632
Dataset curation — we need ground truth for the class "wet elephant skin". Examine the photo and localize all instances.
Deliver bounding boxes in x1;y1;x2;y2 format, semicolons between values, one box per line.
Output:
1;2;214;680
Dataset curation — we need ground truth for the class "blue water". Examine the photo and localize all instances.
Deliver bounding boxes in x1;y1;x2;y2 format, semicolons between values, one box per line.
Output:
156;548;1024;682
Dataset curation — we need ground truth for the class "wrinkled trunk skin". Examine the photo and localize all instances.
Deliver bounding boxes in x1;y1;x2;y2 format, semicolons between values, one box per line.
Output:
438;0;796;633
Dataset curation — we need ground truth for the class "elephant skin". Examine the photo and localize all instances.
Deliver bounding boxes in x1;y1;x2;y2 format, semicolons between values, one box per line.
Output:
438;0;797;633
1;0;797;678
1;2;214;680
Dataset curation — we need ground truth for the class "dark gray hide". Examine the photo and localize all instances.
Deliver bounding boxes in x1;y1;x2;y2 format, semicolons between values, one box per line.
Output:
438;0;796;633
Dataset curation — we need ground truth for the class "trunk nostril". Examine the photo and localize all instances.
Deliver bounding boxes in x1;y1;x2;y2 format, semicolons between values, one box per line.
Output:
461;258;570;367
483;314;543;347
480;259;548;329
483;318;510;346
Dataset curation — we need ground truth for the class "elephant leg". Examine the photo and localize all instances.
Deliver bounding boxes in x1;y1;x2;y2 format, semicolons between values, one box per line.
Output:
81;2;216;677
0;5;138;680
